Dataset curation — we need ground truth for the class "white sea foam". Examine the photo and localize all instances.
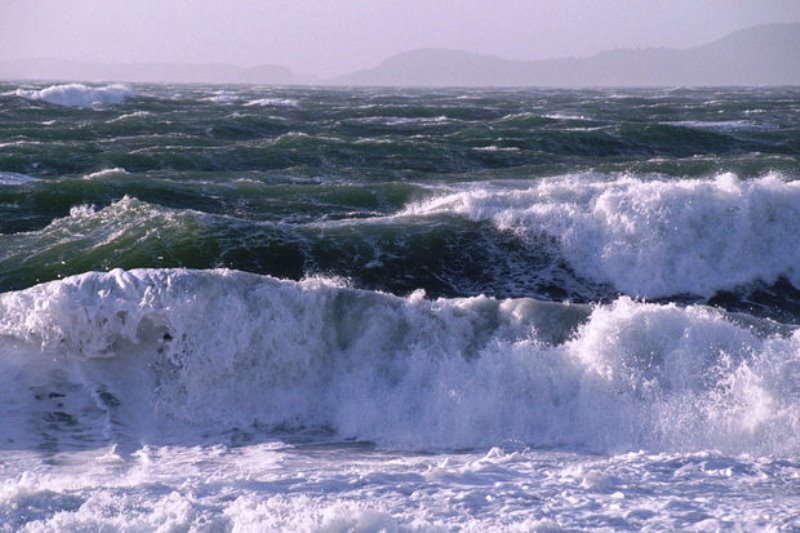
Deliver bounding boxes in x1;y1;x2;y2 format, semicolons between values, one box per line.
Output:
203;90;241;104
82;167;129;180
1;269;798;530
0;171;37;185
243;98;299;108
402;172;800;297
15;84;133;108
0;140;43;148
544;113;590;121
0;268;796;455
666;120;775;131
472;145;520;152
384;115;449;125
498;111;542;121
68;204;97;218
107;111;150;123
3;444;795;530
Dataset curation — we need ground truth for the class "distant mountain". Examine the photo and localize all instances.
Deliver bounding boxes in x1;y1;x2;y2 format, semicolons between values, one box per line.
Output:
0;58;314;85
1;23;797;87
334;23;800;87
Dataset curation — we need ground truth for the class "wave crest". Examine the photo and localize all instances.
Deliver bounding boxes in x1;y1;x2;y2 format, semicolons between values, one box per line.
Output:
0;269;797;454
403;172;800;298
15;83;133;108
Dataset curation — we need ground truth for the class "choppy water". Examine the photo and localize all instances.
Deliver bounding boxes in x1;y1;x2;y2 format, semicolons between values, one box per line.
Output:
1;82;799;530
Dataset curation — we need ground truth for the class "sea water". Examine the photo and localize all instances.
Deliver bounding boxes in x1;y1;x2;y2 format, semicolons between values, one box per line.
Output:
1;83;799;530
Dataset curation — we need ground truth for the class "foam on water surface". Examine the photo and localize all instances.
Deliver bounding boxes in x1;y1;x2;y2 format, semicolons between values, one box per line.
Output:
0;171;36;185
1;443;798;531
244;98;300;108
80;167;130;181
14;83;133;108
2;85;800;530
403;172;800;298
1;268;797;455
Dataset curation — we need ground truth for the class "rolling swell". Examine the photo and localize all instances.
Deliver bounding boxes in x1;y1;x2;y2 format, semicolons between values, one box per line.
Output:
2;84;798;179
4;81;800;531
0;195;598;302
1;269;798;454
0;170;420;233
2;84;800;453
4;171;800;320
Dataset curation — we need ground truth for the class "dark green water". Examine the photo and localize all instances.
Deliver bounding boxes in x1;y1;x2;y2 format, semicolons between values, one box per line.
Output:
1;83;799;319
3;82;800;532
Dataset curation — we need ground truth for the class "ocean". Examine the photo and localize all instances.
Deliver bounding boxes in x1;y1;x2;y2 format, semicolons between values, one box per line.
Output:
1;82;799;530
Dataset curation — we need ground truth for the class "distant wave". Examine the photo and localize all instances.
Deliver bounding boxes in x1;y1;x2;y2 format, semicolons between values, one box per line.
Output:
244;98;299;108
14;83;133;108
402;172;800;298
0;140;43;148
107;110;151;123
543;113;590;121
0;171;37;185
203;90;241;104
0;268;797;454
82;167;129;180
665;120;776;131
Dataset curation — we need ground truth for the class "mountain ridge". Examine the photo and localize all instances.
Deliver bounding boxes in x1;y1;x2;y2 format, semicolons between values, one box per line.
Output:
1;23;797;87
334;23;800;87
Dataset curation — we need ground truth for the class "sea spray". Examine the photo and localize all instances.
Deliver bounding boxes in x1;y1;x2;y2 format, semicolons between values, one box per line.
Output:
403;172;800;297
1;269;797;454
13;83;133;107
3;84;800;530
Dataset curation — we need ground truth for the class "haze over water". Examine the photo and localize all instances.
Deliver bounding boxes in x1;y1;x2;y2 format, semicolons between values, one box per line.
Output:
2;0;800;78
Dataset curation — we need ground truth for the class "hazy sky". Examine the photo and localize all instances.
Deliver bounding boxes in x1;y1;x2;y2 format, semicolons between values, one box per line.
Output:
1;0;799;77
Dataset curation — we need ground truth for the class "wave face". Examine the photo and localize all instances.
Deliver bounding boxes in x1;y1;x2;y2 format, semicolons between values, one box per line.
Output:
13;83;133;107
2;269;797;454
404;172;800;298
3;173;800;322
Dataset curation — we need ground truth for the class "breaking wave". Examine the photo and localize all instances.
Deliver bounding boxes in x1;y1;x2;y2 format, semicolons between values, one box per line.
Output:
1;269;797;454
14;83;133;107
403;172;800;298
244;98;300;108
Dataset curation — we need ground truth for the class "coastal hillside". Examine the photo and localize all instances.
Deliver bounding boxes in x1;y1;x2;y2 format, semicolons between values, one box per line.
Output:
335;23;800;86
1;23;797;86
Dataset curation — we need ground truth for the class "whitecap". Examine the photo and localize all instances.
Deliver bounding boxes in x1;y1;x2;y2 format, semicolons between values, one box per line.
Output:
665;120;775;131
0;171;37;185
82;168;129;180
0;268;797;455
471;145;520;152
14;83;133;108
402;172;800;298
107;111;151;123
543;113;590;121
243;98;300;108
384;115;449;125
204;91;241;104
0;140;42;148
